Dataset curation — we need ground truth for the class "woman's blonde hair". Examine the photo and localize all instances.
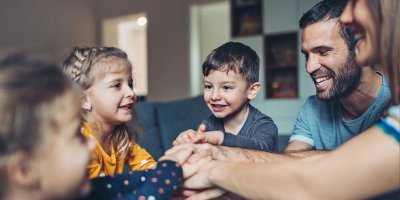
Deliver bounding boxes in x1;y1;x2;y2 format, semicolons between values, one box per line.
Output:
373;0;400;104
62;46;143;160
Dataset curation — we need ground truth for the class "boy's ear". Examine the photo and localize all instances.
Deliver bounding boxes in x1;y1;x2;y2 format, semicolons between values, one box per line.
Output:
81;94;92;111
7;151;39;188
247;82;261;100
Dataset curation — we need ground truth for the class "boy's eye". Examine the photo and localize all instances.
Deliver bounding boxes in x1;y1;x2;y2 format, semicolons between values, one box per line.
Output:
223;86;233;90
204;84;212;89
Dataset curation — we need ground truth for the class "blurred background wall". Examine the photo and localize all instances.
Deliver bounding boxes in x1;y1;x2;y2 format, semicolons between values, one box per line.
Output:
0;0;321;134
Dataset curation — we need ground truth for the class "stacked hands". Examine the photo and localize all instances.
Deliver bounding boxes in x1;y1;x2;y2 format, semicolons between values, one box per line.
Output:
157;125;229;200
173;124;224;146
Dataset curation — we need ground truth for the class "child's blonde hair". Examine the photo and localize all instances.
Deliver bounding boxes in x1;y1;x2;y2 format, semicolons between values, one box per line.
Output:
62;46;142;160
0;54;80;198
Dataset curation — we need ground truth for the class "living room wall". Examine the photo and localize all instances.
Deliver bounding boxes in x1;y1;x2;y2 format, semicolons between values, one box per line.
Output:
0;0;97;60
97;0;193;102
0;0;197;102
96;0;228;101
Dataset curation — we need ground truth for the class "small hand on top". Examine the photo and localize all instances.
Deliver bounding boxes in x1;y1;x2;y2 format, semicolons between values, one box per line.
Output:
173;124;224;146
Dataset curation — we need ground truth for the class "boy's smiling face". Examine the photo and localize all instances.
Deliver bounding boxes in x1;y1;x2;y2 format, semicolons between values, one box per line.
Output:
203;69;257;121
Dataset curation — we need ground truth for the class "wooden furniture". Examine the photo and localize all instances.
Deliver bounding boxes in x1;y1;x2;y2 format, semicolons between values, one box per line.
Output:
264;32;298;98
231;0;263;37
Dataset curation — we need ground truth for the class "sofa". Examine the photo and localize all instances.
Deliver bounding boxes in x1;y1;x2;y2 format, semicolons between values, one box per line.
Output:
135;95;290;160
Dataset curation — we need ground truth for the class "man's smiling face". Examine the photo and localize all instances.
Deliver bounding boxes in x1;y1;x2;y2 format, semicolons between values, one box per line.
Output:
301;19;361;100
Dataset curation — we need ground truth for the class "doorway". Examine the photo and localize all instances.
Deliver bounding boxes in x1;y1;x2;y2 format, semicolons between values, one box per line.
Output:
102;13;148;99
190;1;230;96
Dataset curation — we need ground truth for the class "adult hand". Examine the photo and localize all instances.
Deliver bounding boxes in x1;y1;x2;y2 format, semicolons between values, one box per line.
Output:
165;143;221;163
165;143;251;164
182;161;217;189
181;155;211;179
158;145;194;165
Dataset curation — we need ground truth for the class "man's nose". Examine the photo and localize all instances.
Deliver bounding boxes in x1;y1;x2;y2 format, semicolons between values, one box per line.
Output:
306;55;321;74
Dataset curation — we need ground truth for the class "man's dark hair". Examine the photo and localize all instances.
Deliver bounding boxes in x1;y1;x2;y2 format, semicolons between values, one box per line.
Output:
299;0;356;51
202;42;259;86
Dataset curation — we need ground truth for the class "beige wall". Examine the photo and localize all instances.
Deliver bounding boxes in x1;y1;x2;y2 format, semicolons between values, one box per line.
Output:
0;0;97;60
0;0;226;101
97;0;192;101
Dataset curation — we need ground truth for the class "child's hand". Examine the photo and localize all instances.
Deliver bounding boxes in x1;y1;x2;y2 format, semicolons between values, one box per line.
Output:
173;129;225;146
197;123;206;133
173;129;200;146
196;131;224;145
195;124;224;145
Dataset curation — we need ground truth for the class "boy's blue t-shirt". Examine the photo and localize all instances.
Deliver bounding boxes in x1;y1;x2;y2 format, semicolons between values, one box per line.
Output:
290;73;392;150
202;104;278;152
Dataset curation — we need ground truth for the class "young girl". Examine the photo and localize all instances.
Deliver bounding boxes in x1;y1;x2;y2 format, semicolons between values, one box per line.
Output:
0;54;94;200
62;47;157;179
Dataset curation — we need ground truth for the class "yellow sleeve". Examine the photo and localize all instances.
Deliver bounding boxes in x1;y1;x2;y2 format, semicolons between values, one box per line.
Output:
127;143;157;171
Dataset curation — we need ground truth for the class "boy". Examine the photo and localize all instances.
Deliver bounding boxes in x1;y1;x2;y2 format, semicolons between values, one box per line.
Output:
173;42;277;151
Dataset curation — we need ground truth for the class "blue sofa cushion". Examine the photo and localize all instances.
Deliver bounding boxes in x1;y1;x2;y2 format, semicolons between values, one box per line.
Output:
156;96;211;150
135;101;165;159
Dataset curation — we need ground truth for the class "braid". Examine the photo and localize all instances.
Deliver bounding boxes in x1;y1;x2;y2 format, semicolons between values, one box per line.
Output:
63;47;93;89
71;49;85;82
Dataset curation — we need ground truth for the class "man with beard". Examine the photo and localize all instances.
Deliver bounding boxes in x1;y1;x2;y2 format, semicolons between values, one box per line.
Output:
283;0;391;155
167;0;392;165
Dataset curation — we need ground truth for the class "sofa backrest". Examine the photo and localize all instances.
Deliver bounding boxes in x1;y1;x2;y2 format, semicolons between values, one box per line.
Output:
134;95;292;159
135;95;211;159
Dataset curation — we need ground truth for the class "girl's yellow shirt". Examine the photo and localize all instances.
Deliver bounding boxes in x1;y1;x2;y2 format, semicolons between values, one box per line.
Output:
81;123;157;179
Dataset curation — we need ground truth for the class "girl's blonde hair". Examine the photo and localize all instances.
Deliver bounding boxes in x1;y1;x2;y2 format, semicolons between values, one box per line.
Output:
0;54;80;198
62;46;142;160
377;0;400;104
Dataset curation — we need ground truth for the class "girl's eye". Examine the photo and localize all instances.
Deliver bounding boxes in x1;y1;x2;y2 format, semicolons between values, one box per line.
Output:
112;83;121;88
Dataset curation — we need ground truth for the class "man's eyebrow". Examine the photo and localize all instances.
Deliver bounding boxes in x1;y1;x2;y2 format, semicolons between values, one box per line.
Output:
311;45;334;52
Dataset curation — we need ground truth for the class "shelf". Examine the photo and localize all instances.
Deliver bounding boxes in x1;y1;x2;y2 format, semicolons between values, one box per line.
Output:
231;0;262;37
232;0;260;7
266;65;297;70
264;32;298;99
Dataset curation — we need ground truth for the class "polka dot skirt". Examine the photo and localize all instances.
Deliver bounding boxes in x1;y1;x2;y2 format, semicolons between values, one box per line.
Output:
81;160;183;200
